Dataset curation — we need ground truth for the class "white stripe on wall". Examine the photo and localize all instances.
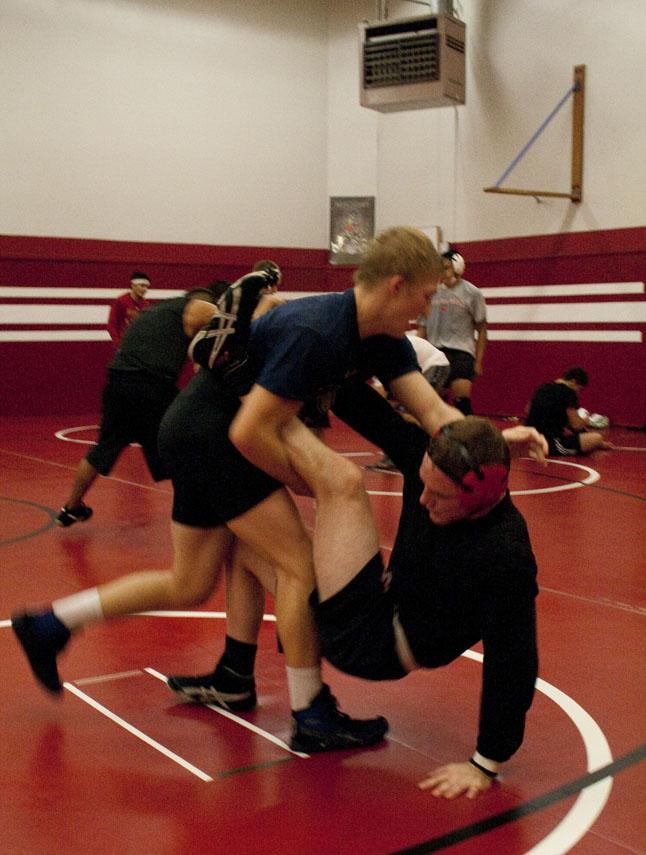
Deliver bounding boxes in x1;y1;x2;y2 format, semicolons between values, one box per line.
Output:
481;282;644;298
1;282;643;300
487;302;646;324
0;330;111;342
1;305;110;324
0;287;318;300
0;287;185;299
488;330;642;343
4;300;646;325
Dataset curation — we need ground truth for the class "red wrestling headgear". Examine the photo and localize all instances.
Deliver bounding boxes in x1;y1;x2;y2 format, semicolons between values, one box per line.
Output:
428;421;509;518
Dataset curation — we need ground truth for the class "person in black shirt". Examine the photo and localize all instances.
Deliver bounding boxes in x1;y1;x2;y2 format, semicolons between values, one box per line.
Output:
526;366;611;456
279;395;544;798
54;286;221;527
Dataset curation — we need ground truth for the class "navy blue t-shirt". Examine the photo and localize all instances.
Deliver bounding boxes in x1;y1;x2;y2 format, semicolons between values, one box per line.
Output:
248;289;419;402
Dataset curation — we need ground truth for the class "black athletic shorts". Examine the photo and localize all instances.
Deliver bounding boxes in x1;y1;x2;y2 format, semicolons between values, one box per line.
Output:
313;553;407;681
549;432;582;456
440;348;476;383
298;397;331;430
158;370;281;528
86;369;177;480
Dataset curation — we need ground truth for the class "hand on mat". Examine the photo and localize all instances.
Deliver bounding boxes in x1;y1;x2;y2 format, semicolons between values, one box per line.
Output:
418;761;494;800
502;425;548;464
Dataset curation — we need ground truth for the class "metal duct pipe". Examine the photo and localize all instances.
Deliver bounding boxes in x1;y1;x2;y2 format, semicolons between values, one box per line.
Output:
374;1;456;23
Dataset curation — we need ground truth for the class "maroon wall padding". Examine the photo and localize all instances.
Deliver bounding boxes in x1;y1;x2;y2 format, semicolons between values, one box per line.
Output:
1;229;644;424
0;236;335;417
451;227;646;427
0;235;332;291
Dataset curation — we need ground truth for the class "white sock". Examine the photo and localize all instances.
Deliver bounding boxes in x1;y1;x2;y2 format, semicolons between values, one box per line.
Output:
52;588;104;631
286;665;323;711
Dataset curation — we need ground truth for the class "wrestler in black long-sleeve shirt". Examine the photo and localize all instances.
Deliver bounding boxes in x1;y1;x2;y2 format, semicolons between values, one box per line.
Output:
332;379;539;763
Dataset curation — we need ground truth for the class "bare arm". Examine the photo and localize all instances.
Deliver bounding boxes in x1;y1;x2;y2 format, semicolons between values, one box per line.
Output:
416;324;428;340
229;385;311;495
474;321;487;376
388;370;463;435
566;406;589;432
252;293;285;320
501;424;548;463
378;376;548;464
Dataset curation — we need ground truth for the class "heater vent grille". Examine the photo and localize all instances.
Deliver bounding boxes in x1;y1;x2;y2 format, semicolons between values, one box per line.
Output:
360;14;465;112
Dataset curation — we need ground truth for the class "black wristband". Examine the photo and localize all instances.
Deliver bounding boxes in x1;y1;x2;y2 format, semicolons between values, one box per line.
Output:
469;757;497;779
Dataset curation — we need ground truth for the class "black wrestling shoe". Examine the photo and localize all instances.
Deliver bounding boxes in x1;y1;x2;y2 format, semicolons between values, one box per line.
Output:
55;502;93;527
167;668;257;711
189;269;278;394
365;455;399;472
290;684;389;753
11;611;71;694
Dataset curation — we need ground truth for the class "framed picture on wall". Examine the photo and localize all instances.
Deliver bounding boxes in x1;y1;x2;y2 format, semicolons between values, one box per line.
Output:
329;196;375;265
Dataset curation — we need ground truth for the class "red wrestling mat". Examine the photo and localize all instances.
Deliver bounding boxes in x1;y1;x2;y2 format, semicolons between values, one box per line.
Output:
1;415;644;854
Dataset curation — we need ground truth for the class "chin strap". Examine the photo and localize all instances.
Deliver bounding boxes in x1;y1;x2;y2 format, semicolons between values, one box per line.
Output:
458;463;508;517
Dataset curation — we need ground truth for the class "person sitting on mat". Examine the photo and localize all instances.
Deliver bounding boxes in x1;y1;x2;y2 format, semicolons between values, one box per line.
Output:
525;366;612;456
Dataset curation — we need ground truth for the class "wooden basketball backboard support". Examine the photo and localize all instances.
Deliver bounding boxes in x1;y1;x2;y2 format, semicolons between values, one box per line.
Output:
484;65;585;203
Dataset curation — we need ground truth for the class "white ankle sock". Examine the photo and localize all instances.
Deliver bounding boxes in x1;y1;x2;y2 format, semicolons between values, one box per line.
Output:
286;666;323;711
52;587;103;630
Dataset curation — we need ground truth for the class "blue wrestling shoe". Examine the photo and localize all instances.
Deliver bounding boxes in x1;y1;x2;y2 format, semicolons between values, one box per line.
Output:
11;611;71;694
290;684;389;753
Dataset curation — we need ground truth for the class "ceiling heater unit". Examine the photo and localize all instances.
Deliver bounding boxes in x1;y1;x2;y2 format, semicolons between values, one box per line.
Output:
360;13;466;112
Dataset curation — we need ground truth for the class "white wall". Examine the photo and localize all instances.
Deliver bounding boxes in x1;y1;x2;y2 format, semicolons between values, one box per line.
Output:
326;0;646;243
1;0;328;247
2;0;645;248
